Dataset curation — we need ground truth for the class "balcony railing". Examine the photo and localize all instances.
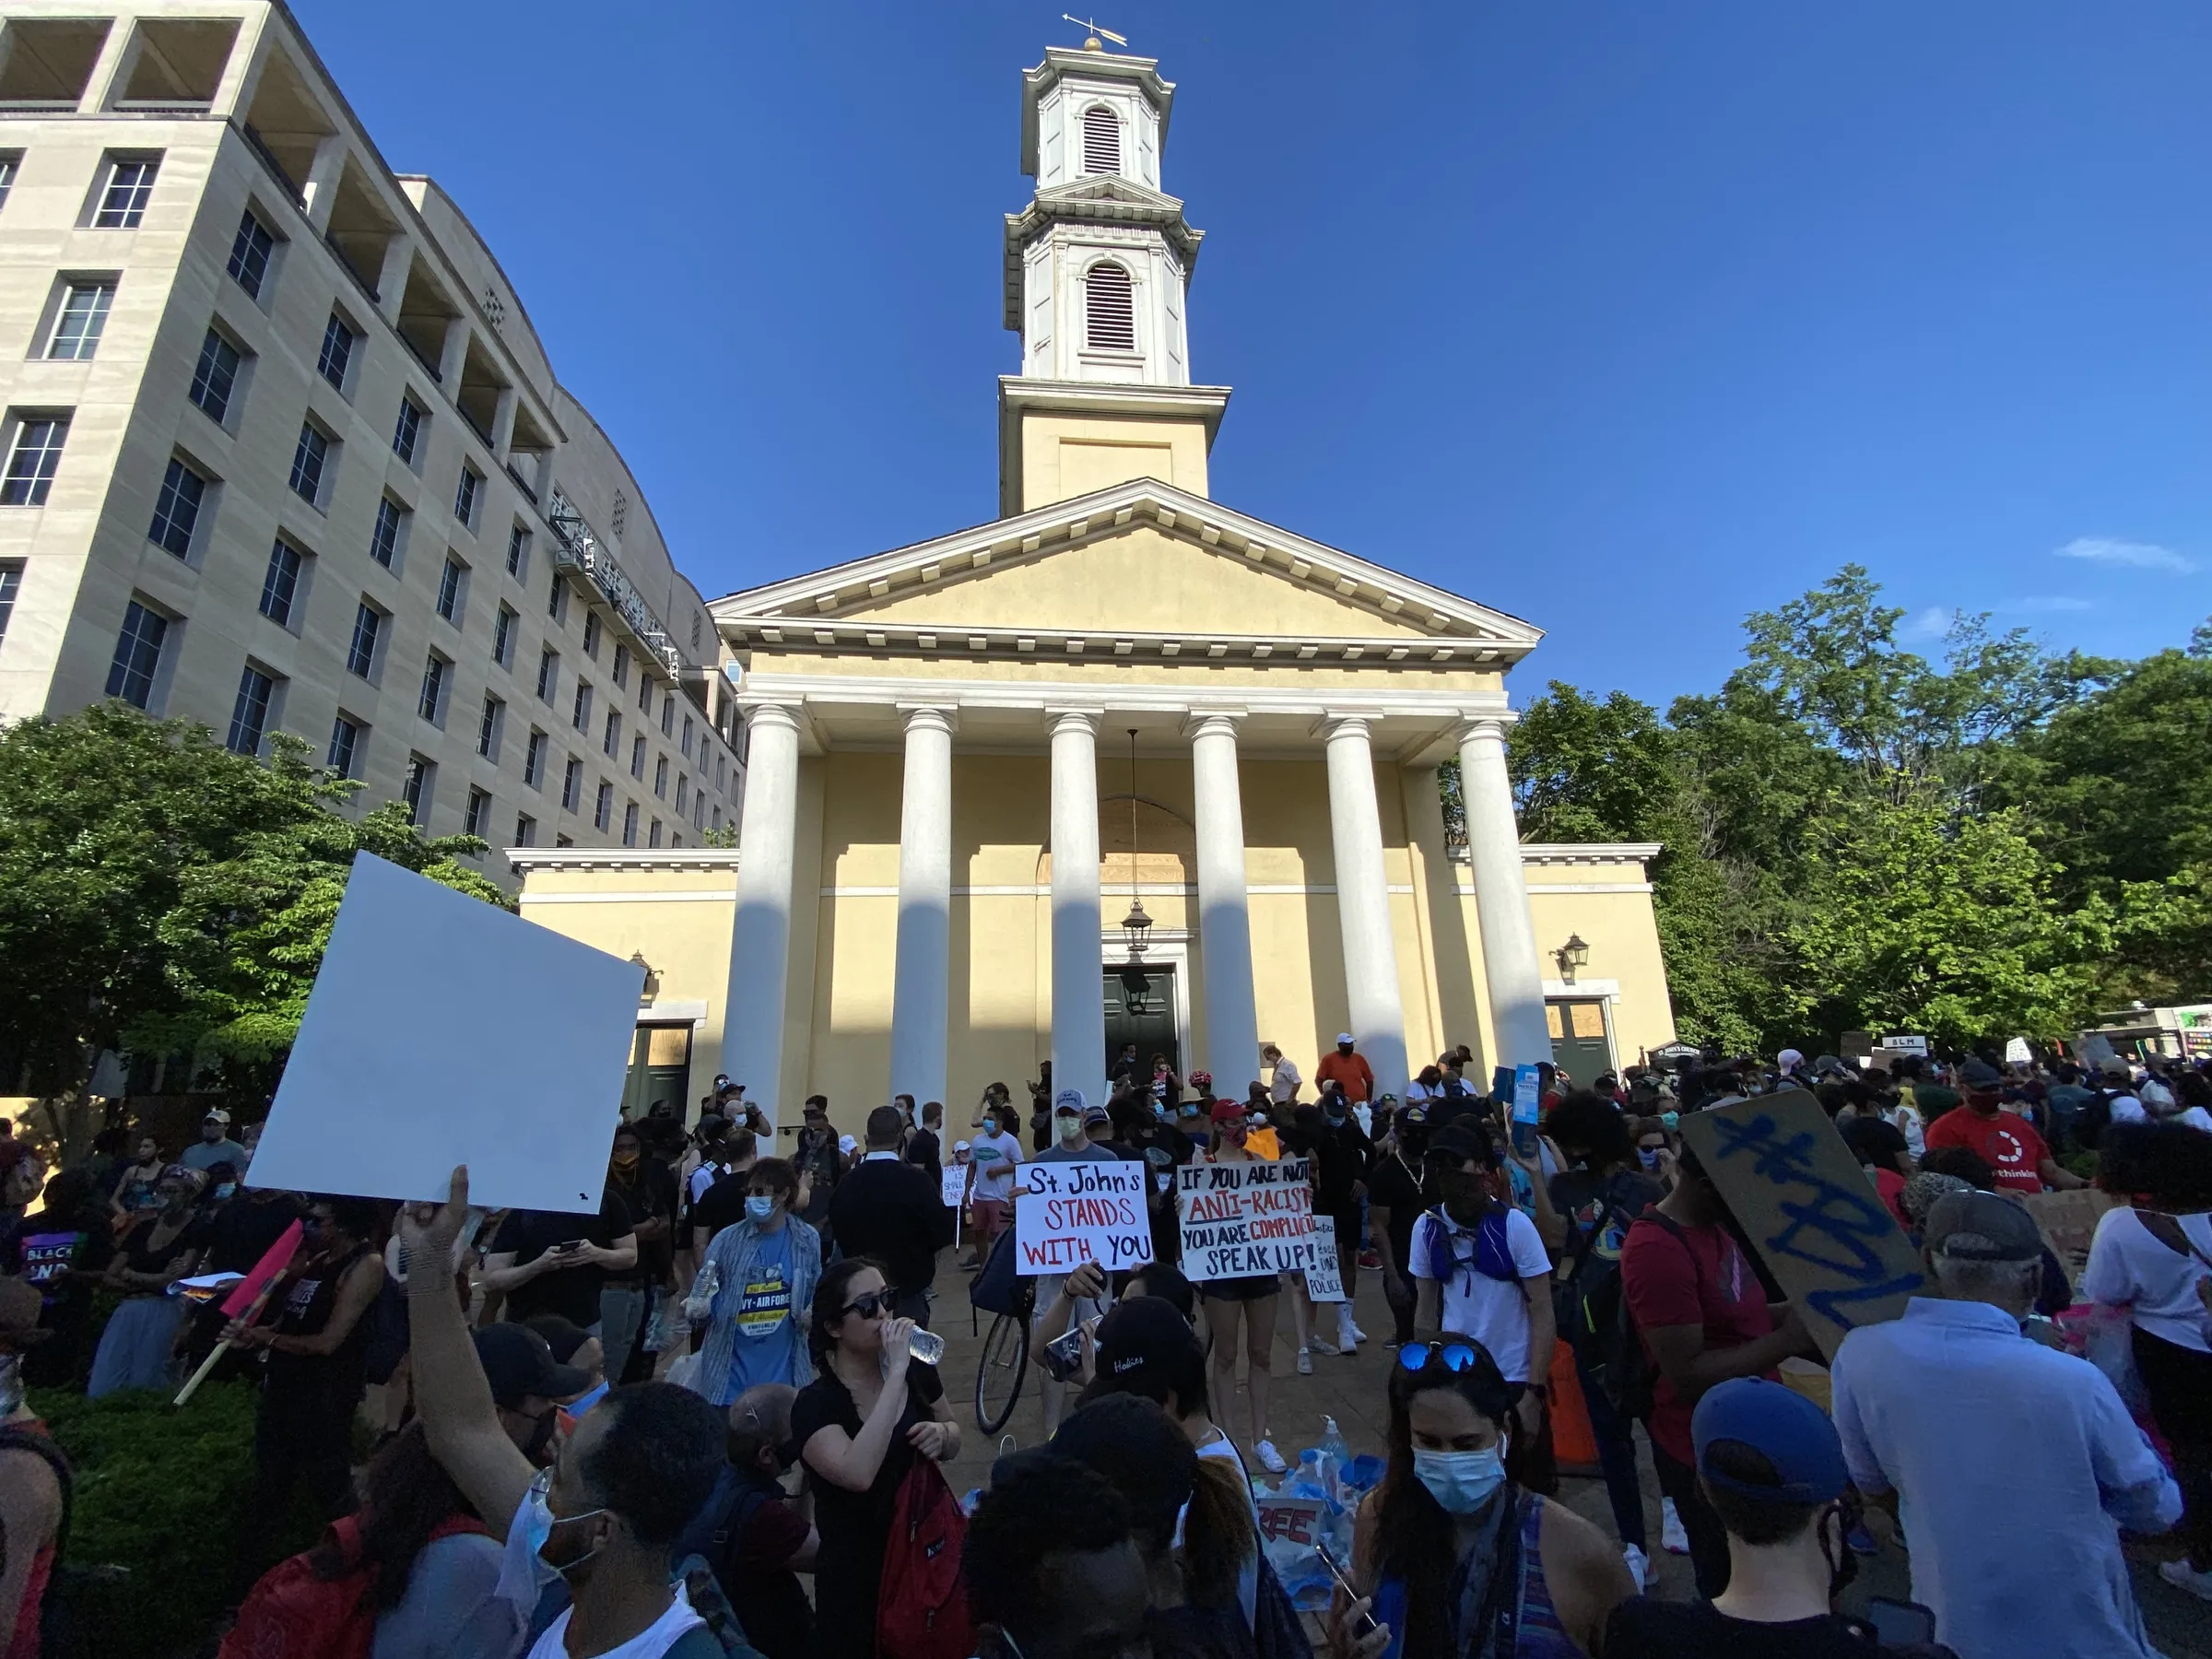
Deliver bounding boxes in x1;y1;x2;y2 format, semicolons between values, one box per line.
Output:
544;488;683;677
232;120;305;210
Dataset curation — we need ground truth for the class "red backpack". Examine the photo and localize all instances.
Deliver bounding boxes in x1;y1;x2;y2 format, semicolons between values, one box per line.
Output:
219;1512;492;1659
877;1459;971;1659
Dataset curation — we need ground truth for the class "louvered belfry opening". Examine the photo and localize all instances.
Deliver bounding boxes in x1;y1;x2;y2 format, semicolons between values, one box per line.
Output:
1086;263;1136;350
1082;104;1122;175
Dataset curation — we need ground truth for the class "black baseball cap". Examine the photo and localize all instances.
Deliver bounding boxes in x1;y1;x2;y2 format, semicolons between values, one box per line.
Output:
1094;1295;1201;1395
1959;1058;2004;1090
475;1322;588;1409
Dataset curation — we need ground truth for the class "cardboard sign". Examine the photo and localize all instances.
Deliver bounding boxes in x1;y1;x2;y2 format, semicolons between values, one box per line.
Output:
1014;1159;1153;1275
1512;1065;1542;1126
1304;1230;1345;1303
245;853;645;1213
1878;1035;1929;1055
2022;1189;2120;1286
1677;1090;1925;1360
2004;1036;2032;1065
1177;1158;1319;1281
1255;1496;1332;1549
941;1164;970;1208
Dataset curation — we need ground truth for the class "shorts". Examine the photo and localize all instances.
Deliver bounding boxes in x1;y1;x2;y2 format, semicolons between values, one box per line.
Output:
1199;1274;1280;1303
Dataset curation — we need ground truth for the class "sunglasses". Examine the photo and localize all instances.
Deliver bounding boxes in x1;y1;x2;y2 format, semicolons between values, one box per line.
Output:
841;1290;889;1321
1398;1340;1481;1374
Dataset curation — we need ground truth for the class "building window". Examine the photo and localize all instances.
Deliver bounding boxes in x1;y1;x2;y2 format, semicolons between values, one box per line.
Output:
1085;262;1135;350
547;574;568;623
629;735;645;781
477;694;504;759
1081;105;1122;175
347;601;382;677
594;780;613;830
653;755;667;798
572;679;593;732
393;396;424;464
715;753;726;791
636;674;652;713
515;812;536;847
676;775;689;816
288;422;328;504
561;757;582;811
402;755;433;826
436;556;465;622
454;464;481;527
147;456;206;558
327;714;363;778
315;312;356;391
188;329;240;423
46;280;114;360
258;538;302;625
524;728;547;788
0;563;20;650
506;524;529;577
693;789;705;830
0;156;18;212
418;653;449;724
621;801;639;847
104;600;167;707
681;715;694;759
648;818;662;849
1;416;68;507
659;695;674;737
611;491;627;536
602;710;620;757
369;497;406;570
582;611;600;658
94;157;159;229
465;787;492;838
492;603;517;667
226;665;276;755
611;643;629;688
228;208;275;298
536;646;559;700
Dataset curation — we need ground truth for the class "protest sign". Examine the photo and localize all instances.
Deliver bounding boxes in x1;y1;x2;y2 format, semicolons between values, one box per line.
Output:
243;853;644;1214
1878;1035;1929;1056
1255;1495;1332;1550
1305;1230;1344;1302
1512;1065;1541;1125
2004;1036;2032;1065
1677;1089;1924;1361
1177;1158;1320;1280
2023;1188;2119;1286
941;1164;969;1208
1014;1159;1152;1275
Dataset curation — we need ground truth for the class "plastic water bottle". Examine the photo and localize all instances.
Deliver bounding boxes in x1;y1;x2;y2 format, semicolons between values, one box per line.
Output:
906;1328;946;1366
681;1261;720;1325
1319;1415;1352;1502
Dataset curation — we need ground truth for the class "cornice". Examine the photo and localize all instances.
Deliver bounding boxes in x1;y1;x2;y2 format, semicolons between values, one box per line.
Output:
507;848;741;876
1517;843;1665;866
1002;186;1206;326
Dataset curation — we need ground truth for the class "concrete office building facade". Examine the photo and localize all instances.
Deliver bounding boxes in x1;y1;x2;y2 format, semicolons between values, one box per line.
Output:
0;2;744;862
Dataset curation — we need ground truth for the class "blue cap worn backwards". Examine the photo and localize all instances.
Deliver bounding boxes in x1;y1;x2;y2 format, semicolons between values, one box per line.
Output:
1691;1378;1848;1506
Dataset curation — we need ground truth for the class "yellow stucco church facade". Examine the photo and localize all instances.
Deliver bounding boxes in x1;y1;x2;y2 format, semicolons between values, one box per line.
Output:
511;40;1677;1132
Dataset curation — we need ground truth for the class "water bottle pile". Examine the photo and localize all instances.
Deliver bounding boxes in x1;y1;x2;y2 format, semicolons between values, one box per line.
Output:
1252;1416;1386;1610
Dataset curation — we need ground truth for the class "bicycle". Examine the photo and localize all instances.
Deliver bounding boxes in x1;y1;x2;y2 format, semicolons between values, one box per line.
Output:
968;1227;1034;1433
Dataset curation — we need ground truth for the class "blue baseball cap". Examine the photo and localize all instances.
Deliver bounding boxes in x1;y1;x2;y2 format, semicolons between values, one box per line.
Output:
1691;1378;1848;1505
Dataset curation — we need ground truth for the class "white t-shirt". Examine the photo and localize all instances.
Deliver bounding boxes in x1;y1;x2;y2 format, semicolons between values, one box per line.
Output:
526;1587;702;1659
2109;1095;2147;1125
1888;1103;1926;1159
1407;1206;1552;1382
2175;1106;2212;1135
969;1131;1021;1202
1269;1057;1302;1105
2082;1205;2212;1355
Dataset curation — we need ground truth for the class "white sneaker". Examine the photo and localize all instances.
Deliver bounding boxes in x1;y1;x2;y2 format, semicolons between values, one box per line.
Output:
1621;1544;1650;1592
1335;1319;1360;1352
2160;1559;2212;1602
1346;1318;1370;1344
1256;1439;1288;1474
1297;1347;1313;1376
1661;1498;1689;1555
1308;1334;1340;1356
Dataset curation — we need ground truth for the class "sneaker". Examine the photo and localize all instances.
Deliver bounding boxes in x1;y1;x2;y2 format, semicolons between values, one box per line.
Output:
1358;1250;1382;1270
1661;1499;1689;1555
1307;1334;1340;1357
1255;1440;1288;1474
1335;1318;1360;1352
2159;1559;2212;1602
1382;1337;1404;1351
1346;1317;1370;1345
1621;1544;1650;1593
1297;1347;1313;1376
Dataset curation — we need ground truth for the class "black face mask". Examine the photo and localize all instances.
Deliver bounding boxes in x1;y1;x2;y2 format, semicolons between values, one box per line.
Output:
522;1405;559;1465
775;1435;803;1472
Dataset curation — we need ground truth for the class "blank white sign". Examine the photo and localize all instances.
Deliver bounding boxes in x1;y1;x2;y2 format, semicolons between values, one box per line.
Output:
245;853;644;1214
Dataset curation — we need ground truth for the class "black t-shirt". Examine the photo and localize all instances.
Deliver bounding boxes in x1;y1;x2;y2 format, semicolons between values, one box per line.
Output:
492;1194;633;1326
1312;1120;1372;1218
1605;1599;1882;1659
604;1164;674;1287
689;1168;755;1251
1838;1113;1910;1170
1548;1168;1665;1256
3;1206;115;1385
904;1126;942;1186
202;1193;305;1277
1367;1150;1426;1272
827;1157;951;1294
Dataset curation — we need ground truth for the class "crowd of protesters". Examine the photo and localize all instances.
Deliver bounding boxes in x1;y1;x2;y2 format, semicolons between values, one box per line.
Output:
0;1034;2205;1659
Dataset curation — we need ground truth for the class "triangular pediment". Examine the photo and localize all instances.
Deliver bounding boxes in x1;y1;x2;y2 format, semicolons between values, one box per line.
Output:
712;478;1541;664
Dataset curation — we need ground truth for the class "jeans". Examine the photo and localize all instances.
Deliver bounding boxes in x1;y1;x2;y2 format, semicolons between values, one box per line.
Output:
599;1284;648;1384
1575;1348;1647;1550
1651;1440;1732;1597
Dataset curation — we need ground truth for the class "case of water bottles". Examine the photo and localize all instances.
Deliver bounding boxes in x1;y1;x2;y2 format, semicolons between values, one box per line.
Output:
1253;1417;1385;1610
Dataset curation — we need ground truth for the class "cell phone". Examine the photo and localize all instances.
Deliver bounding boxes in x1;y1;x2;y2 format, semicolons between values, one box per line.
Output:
1041;1324;1087;1381
1865;1597;1936;1648
557;1239;588;1255
1314;1543;1377;1632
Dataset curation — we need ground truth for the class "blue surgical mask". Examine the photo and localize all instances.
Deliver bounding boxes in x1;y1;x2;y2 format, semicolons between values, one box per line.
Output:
523;1481;606;1576
1637;1148;1662;1171
213;1182;237;1200
1412;1445;1508;1515
745;1194;777;1221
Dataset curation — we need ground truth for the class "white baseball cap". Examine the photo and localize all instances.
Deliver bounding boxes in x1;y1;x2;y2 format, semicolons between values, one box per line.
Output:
953;1139;971;1154
1053;1087;1088;1114
837;1134;856;1156
1336;1033;1355;1046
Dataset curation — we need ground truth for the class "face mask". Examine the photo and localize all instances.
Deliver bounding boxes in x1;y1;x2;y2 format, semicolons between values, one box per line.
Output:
1055;1114;1082;1143
1250;1112;1268;1128
1325;1106;1346;1125
1638;1147;1662;1171
213;1182;237;1201
1338;1044;1354;1056
524;1482;608;1578
746;1194;777;1221
611;1149;639;1170
1413;1445;1508;1515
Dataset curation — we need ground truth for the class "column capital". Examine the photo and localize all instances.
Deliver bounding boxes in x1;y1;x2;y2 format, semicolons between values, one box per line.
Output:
896;703;959;735
1455;712;1519;747
1312;712;1373;745
739;700;805;734
1048;708;1104;739
1182;709;1247;741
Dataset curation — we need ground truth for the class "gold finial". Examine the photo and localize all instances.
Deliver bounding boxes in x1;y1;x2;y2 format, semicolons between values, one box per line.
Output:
1061;14;1127;52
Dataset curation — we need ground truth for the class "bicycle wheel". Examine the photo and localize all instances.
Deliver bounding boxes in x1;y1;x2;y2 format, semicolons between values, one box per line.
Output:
975;1311;1028;1433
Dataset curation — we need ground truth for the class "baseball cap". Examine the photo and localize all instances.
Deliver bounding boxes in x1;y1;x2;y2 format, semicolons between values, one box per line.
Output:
474;1322;587;1408
1692;1378;1848;1505
1335;1032;1355;1045
203;1108;232;1125
952;1139;971;1154
1094;1295;1202;1394
2099;1056;2131;1081
1210;1100;1246;1124
1923;1189;2043;1262
837;1134;857;1156
1083;1102;1111;1127
1053;1088;1088;1115
1958;1058;2004;1090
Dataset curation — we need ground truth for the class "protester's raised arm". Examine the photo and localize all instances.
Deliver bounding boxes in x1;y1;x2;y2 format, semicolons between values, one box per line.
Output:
403;1166;534;1527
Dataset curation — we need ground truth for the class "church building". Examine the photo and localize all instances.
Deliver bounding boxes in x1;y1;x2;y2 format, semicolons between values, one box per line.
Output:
512;38;1677;1127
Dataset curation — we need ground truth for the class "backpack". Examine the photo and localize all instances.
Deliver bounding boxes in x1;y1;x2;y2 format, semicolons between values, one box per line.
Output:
1423;1205;1521;1288
969;1226;1026;1318
1573;1209;1698;1421
877;1458;972;1659
359;1267;409;1385
671;1466;777;1598
218;1512;489;1659
0;1425;84;1659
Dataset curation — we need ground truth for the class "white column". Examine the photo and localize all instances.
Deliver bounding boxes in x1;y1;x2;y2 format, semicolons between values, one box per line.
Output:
721;702;802;1123
1459;715;1552;1071
1049;710;1106;1108
1321;715;1409;1098
1188;712;1260;1095
888;706;955;1110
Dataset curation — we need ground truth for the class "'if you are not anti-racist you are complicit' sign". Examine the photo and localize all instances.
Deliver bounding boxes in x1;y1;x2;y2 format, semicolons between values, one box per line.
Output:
1015;1159;1154;1275
1178;1158;1322;1281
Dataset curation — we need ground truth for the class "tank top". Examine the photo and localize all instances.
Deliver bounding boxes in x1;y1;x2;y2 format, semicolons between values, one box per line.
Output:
1373;1490;1577;1659
266;1242;372;1395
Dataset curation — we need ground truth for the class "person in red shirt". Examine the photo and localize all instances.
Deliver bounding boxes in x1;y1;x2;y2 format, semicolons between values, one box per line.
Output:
1922;1058;2084;1195
1619;1146;1810;1600
1315;1034;1375;1106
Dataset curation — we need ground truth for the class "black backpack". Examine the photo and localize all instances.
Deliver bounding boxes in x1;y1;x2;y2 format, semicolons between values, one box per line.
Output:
1558;1205;1695;1421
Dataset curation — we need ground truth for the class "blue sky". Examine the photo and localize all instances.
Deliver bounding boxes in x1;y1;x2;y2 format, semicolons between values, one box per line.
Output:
292;1;2212;711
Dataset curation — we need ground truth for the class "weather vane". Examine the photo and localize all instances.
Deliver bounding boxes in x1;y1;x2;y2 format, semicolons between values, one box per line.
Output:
1062;13;1128;50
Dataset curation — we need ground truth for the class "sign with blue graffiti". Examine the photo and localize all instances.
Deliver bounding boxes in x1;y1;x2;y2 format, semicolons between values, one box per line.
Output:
1678;1089;1925;1360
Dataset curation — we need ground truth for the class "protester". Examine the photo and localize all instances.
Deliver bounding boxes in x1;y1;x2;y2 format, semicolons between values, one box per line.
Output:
791;1096;845;1238
189;1177;305;1368
827;1105;953;1325
792;1256;960;1659
524;1313;610;1424
1197;1099;1288;1474
1262;1043;1301;1108
1083;1292;1249;1489
964;1451;1149;1659
87;1163;205;1396
1619;1145;1810;1598
601;1123;671;1383
1921;1058;2083;1194
695;1157;821;1403
1313;1081;1374;1355
1831;1189;2179;1659
483;1190;640;1333
2081;1120;2212;1601
1026;1089;1123;1434
4;1169;115;1388
1410;1122;1555;1413
968;1099;1024;1253
1327;1337;1634;1659
1149;1053;1183;1112
905;1100;945;1186
109;1135;166;1226
0;1277;65;1659
1317;1034;1375;1107
0;1141;41;1229
1367;1105;1428;1350
1605;1379;1893;1657
673;1382;817;1659
182;1108;252;1174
